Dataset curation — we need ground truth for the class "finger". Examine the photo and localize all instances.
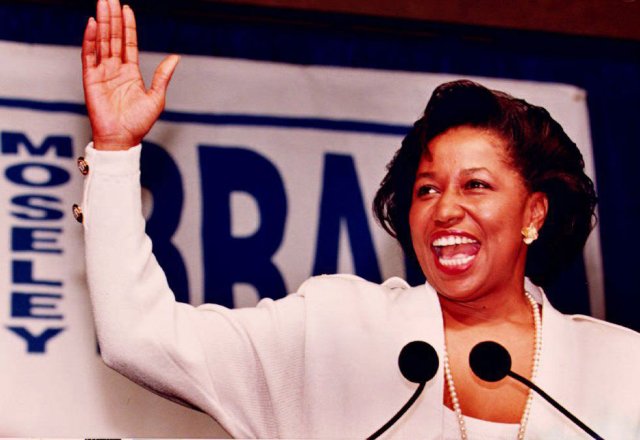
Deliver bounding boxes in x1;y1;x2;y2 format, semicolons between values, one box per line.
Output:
81;17;98;71
122;5;138;64
96;0;110;62
108;0;123;60
149;55;180;100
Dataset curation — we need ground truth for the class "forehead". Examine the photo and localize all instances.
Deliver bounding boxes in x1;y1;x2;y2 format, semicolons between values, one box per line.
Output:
419;126;514;172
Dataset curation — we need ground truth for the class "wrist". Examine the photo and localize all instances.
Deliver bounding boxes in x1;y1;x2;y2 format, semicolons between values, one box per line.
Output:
93;137;140;151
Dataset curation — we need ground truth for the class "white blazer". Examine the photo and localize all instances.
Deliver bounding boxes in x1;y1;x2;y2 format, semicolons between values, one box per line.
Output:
82;144;640;439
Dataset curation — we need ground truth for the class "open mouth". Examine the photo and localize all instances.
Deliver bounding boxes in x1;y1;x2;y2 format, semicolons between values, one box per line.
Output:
431;233;480;273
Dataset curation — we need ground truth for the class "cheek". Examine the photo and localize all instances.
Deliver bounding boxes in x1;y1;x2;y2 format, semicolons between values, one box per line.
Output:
408;203;430;247
408;204;421;236
408;205;433;273
476;200;526;243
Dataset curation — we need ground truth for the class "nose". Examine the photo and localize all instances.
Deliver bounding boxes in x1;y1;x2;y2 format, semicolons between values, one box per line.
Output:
434;190;464;227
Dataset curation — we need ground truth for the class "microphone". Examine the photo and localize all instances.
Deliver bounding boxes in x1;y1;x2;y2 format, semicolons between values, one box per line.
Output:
368;341;439;440
469;341;604;440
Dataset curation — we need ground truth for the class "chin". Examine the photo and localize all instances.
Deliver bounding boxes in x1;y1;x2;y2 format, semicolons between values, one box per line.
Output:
423;264;485;301
432;281;481;302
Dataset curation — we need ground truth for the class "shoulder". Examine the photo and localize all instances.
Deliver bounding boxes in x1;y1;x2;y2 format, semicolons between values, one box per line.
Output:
296;274;414;298
292;275;442;350
552;314;640;430
532;280;640;352
551;309;640;375
294;274;430;315
562;312;640;349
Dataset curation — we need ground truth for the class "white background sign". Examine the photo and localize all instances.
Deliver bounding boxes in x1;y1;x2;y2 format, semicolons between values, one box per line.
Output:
0;40;600;436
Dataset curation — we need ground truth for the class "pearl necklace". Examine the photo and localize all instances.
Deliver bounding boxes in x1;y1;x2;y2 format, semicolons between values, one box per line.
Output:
443;291;542;440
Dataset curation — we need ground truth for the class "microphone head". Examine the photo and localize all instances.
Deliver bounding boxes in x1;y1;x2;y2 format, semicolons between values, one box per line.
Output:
469;341;512;382
398;341;439;384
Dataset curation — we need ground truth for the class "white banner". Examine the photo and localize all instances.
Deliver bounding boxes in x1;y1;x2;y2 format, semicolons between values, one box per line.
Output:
0;40;601;436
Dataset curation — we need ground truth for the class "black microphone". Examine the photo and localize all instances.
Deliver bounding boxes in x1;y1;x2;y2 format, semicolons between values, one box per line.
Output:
368;341;439;440
469;341;604;440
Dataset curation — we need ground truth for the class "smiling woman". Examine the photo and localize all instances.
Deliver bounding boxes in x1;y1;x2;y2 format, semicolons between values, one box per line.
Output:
409;126;543;300
372;81;602;433
80;0;640;438
374;80;596;289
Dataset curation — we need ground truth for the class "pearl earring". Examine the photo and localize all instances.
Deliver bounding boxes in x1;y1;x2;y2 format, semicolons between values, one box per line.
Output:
521;225;538;245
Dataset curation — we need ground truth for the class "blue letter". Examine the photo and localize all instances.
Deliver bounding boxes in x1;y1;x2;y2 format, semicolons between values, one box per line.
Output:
11;194;63;221
6;326;65;353
5;163;70;187
140;141;190;304
11;292;63;320
12;259;63;286
1;132;72;158
312;153;382;282
199;145;287;307
12;226;62;253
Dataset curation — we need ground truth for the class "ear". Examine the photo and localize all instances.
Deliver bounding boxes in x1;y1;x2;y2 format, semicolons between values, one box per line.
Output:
526;192;548;231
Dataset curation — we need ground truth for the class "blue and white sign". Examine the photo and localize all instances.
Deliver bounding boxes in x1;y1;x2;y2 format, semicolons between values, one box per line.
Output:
0;40;601;436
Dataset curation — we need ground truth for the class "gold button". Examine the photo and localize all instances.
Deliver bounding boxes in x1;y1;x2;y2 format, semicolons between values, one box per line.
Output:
72;204;84;223
77;157;89;175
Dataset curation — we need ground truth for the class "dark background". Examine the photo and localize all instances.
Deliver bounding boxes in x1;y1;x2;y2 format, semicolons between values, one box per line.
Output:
1;0;638;331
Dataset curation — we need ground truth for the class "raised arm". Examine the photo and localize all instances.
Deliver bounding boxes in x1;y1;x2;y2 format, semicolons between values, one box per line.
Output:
81;0;179;150
80;3;308;437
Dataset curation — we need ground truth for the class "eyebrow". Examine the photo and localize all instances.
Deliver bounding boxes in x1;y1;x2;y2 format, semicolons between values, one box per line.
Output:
460;167;491;176
415;171;435;179
415;167;491;179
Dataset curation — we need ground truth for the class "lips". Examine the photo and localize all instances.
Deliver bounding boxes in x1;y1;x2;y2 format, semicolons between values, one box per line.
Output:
430;230;480;275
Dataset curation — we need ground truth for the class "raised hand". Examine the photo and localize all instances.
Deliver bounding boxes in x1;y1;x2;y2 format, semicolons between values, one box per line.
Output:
81;0;180;150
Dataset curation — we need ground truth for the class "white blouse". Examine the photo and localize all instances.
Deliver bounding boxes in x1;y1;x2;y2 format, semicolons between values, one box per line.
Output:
443;405;520;439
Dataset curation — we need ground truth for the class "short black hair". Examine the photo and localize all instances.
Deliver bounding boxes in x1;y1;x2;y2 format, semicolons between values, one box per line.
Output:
372;79;597;286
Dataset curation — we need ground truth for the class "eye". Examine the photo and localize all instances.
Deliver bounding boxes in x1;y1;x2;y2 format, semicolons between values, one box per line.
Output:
465;179;491;190
416;184;438;198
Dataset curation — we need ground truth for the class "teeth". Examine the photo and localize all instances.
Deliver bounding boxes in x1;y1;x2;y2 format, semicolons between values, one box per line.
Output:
439;254;475;267
432;235;478;247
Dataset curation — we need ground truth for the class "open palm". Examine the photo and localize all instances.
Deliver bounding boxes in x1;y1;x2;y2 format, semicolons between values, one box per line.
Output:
82;0;179;150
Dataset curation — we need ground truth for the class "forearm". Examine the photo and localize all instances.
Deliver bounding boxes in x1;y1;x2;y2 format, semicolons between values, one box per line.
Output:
82;143;173;363
82;142;238;425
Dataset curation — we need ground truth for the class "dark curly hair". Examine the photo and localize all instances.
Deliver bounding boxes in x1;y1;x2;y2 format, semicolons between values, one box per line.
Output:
372;79;597;286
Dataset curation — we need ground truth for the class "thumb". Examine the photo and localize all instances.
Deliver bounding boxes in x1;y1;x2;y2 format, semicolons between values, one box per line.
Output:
149;54;180;99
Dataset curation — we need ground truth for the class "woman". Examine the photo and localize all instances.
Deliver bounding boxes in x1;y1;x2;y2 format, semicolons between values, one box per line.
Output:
80;0;640;438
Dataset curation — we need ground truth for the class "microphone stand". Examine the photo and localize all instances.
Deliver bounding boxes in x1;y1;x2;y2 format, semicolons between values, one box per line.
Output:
367;341;438;439
508;371;604;440
367;381;426;440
